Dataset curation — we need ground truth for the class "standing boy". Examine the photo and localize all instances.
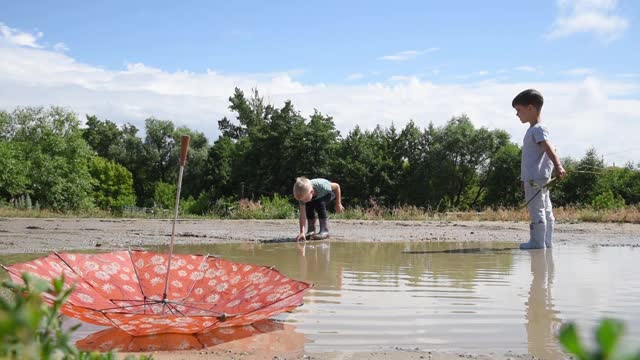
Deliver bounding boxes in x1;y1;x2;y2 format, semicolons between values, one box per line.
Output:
293;177;344;241
513;89;567;249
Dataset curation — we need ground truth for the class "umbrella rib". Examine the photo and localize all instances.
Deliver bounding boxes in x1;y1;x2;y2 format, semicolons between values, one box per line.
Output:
168;301;224;316
222;270;268;308
99;303;153;312
1;265;22;279
163;302;174;315
53;252;121;308
108;299;150;303
240;285;311;319
163;301;182;316
180;254;212;302
127;248;148;301
167;302;186;316
97;309;132;333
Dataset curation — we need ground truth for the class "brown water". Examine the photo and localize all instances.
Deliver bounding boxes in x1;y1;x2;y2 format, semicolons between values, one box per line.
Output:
2;241;639;358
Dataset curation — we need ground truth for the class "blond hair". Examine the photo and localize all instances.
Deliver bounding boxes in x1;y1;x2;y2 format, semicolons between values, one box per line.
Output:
293;177;312;199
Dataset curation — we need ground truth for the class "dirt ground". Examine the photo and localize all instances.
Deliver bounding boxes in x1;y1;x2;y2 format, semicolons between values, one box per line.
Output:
1;218;639;254
1;218;639;360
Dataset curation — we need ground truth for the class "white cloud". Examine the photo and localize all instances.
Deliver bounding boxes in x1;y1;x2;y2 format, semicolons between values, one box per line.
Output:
454;70;490;79
388;75;415;82
53;42;69;52
562;67;595;76
0;37;638;166
378;48;438;61
616;73;638;79
0;22;43;48
379;50;420;61
548;0;630;41
346;73;364;81
514;66;540;73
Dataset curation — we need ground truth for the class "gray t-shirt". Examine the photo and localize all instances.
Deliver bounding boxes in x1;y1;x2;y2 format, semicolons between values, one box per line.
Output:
311;178;332;200
521;124;554;181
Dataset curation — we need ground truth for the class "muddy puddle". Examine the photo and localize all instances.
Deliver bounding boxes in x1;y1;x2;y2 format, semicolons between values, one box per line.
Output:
1;241;639;359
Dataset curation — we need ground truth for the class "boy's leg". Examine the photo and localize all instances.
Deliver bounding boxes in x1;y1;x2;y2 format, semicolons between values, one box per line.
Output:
305;202;317;237
543;185;555;248
521;180;547;250
313;193;334;240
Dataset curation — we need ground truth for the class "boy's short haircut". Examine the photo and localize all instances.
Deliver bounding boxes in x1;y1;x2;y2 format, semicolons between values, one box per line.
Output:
512;89;544;112
293;177;312;198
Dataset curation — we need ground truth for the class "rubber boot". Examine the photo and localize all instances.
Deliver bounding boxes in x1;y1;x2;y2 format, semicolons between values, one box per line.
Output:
305;220;316;238
313;218;330;240
545;220;554;248
520;223;546;250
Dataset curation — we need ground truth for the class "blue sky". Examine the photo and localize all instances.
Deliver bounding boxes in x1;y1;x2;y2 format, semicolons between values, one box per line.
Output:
1;0;639;164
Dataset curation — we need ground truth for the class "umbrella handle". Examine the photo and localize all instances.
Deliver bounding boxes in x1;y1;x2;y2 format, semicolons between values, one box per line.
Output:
180;134;190;166
163;135;190;302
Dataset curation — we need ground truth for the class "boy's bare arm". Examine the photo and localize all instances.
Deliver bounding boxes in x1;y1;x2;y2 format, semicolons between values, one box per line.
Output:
296;203;306;241
330;182;344;213
540;141;567;178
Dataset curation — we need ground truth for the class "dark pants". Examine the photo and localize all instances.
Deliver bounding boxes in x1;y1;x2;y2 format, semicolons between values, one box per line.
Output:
306;192;335;221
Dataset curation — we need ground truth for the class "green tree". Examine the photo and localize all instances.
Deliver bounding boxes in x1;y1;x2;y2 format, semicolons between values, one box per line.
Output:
119;124;153;206
88;156;137;210
593;164;640;205
208;135;239;199
81;115;154;206
170;126;210;199
482;142;522;207
207;88;341;202
82;115;124;160
3;107;94;210
0;139;29;199
554;148;604;206
429;115;508;209
144;118;175;184
153;181;176;209
396;122;438;207
295;110;340;180
332;125;398;206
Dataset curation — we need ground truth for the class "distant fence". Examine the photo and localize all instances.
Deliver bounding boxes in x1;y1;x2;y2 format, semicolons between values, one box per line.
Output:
122;206;170;216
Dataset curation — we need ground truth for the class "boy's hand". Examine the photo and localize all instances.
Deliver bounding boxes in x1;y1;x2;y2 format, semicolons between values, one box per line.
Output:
335;203;345;213
556;165;567;178
296;232;306;242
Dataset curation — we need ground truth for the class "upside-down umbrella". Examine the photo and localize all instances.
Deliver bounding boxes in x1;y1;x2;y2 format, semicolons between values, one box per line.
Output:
2;136;312;336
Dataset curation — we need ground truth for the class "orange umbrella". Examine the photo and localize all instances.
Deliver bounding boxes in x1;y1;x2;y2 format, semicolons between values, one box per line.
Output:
3;250;310;335
2;136;312;336
75;319;306;354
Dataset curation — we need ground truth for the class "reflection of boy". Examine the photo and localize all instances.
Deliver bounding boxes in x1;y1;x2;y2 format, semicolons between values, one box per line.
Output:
526;250;561;359
292;177;344;241
512;89;567;249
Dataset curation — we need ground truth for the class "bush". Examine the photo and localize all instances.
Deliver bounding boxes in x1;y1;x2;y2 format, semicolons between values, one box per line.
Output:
592;190;626;211
559;319;639;360
260;194;296;219
233;194;296;219
0;273;151;360
181;192;211;215
153;182;176;209
88;156;137;211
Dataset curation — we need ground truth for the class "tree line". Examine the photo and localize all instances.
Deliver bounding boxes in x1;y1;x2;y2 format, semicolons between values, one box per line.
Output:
1;88;638;213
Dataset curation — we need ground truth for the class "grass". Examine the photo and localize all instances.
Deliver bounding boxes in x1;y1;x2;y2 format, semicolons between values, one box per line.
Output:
1;202;639;223
333;205;640;223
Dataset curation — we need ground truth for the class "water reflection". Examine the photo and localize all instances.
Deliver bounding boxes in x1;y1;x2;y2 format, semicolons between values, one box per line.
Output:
2;242;639;357
525;250;562;359
76;319;305;356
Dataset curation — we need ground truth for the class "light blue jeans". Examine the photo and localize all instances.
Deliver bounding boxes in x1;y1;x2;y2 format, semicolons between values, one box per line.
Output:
524;178;554;225
524;178;555;248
